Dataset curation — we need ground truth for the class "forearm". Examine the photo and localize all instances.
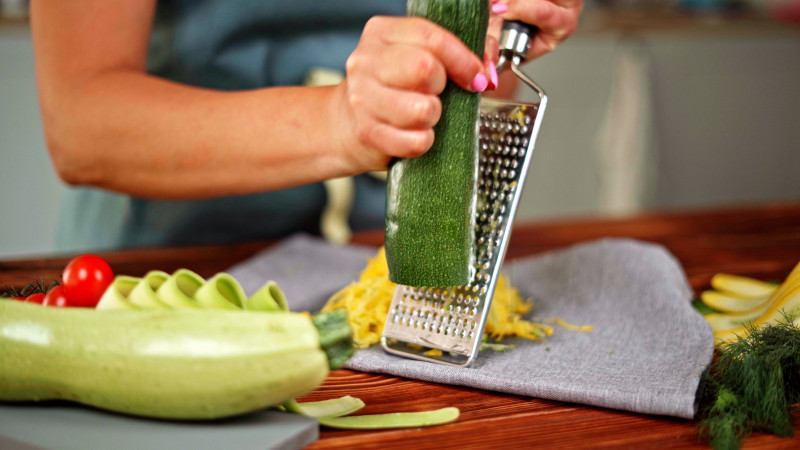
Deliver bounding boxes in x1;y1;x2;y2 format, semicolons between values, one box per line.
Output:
32;2;491;201
44;71;351;199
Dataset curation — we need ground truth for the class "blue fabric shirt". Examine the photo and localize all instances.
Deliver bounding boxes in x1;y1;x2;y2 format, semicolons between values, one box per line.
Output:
56;0;406;252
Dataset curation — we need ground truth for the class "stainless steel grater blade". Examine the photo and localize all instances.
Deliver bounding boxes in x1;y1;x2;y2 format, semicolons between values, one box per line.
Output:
381;22;547;367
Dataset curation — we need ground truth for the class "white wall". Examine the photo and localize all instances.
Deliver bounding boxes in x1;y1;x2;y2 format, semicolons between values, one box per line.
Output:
647;35;800;208
515;37;620;219
515;27;800;220
0;25;63;258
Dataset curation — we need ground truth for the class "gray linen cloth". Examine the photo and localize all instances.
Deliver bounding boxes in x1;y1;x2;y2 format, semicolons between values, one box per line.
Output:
228;235;714;419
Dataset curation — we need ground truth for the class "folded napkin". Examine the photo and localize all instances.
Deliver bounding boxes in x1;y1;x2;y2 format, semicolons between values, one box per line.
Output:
228;235;714;419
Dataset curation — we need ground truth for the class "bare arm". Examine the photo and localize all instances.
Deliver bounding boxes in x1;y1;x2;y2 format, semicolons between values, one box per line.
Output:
33;1;354;199
32;1;487;200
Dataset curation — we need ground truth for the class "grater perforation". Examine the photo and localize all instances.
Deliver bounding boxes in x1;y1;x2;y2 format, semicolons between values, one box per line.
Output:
381;21;546;367
381;100;547;366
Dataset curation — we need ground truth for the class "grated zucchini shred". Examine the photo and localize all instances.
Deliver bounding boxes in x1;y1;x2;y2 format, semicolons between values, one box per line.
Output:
547;317;595;332
322;247;557;348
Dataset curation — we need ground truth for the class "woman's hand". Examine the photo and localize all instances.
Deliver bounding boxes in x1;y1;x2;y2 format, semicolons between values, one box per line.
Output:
487;0;583;61
333;16;489;174
333;0;582;173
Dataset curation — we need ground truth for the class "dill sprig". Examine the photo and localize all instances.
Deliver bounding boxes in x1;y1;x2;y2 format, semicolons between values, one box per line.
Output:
0;285;25;298
0;279;60;298
698;314;800;449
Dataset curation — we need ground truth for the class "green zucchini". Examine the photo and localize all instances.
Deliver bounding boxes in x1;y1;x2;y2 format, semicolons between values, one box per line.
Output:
0;300;353;420
385;0;489;287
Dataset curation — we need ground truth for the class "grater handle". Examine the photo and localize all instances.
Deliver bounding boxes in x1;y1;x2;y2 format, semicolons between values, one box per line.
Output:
496;20;537;72
495;21;546;103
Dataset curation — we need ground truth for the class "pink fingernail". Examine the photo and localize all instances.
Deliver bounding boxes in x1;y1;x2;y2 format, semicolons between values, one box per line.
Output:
488;61;498;90
491;3;507;14
490;0;500;3
472;73;488;92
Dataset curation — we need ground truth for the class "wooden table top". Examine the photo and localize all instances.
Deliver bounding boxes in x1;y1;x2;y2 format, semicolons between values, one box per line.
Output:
2;202;799;448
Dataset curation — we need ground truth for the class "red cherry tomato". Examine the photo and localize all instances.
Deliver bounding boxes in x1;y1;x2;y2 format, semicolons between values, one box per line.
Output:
10;296;27;301
62;255;114;308
43;285;71;307
25;293;46;304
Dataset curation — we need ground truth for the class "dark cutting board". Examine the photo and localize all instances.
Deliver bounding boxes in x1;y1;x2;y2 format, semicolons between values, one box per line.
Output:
0;402;317;450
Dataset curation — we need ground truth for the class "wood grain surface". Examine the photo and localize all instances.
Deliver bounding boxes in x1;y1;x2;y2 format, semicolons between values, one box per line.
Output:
2;202;799;448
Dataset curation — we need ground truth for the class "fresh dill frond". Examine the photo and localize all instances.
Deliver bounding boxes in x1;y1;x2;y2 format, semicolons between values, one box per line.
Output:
0;278;60;298
0;284;25;298
698;314;800;449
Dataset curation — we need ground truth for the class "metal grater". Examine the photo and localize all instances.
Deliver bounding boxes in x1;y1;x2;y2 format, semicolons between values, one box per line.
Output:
381;22;547;366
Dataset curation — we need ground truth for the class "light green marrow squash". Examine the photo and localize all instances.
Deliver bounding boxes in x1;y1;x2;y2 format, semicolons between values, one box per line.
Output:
246;281;289;312
284;396;366;418
128;270;171;308
156;269;205;308
0;301;352;420
286;397;460;429
194;273;247;309
95;276;141;310
317;407;460;429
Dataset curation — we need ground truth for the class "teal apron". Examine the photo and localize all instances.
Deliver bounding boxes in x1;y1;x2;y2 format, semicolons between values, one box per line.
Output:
56;0;405;251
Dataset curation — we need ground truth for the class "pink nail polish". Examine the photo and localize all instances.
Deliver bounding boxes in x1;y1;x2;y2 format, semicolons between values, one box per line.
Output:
490;0;500;3
491;3;507;14
472;73;488;92
488;61;498;90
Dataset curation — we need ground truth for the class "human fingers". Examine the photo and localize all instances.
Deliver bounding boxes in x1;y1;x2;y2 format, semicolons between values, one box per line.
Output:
485;10;504;63
370;44;448;95
363;16;488;92
350;111;436;159
370;85;442;130
350;76;443;130
483;33;500;90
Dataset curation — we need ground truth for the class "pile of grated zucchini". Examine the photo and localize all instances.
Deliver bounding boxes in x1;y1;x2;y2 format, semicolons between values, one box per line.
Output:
322;247;583;349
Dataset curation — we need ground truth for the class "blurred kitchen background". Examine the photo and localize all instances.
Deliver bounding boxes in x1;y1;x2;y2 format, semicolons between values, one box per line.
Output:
1;0;799;258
